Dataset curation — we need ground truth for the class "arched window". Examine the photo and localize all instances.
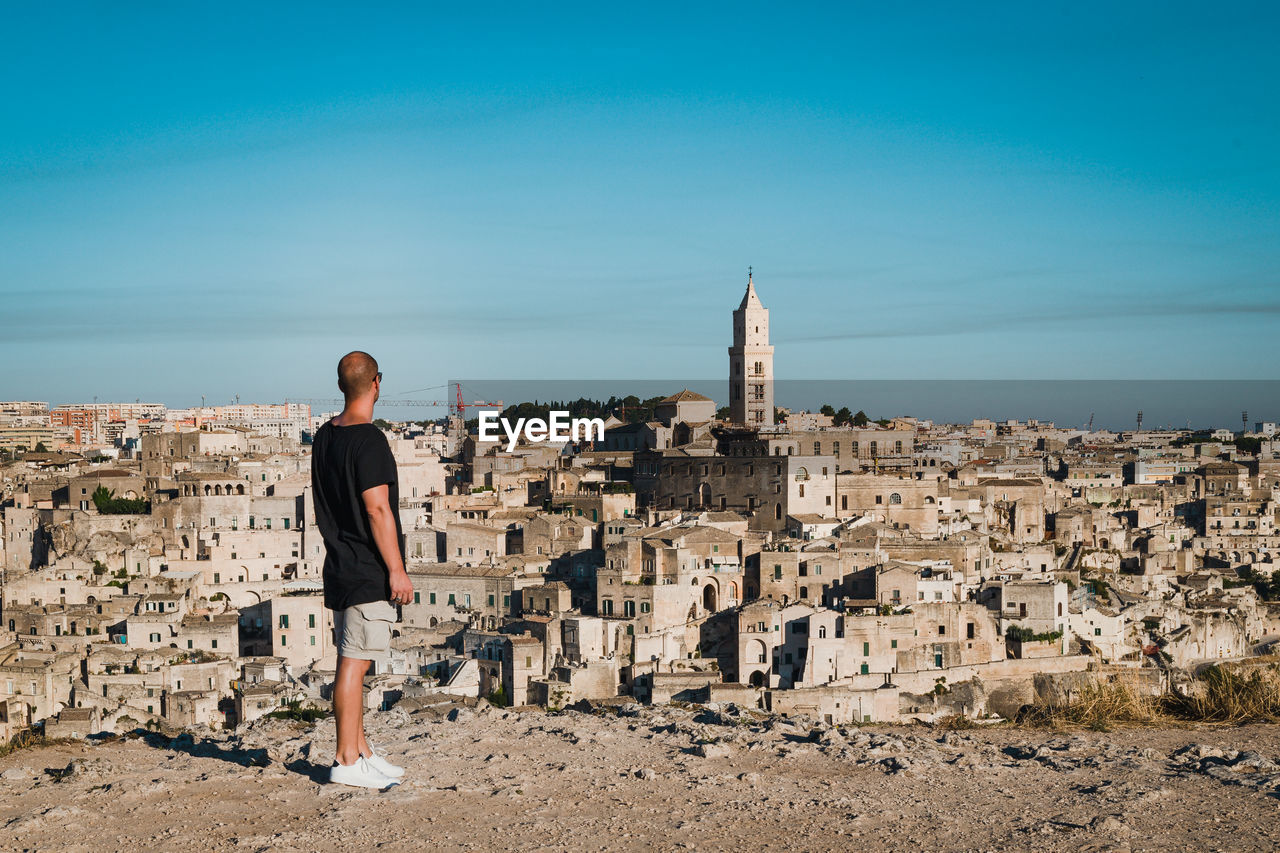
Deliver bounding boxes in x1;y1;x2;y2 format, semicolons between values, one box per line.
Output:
889;493;902;505
818;626;826;638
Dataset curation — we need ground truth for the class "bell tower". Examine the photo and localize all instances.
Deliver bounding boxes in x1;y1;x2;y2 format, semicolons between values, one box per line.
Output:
728;268;774;427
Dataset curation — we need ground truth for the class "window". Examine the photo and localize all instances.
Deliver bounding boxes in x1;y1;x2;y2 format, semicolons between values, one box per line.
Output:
429;593;437;604
640;602;650;613
310;635;316;645
413;592;420;604
213;573;220;584
891;639;898;649
602;599;614;615
938;625;946;636
279;615;289;629
863;642;870;656
448;594;456;605
187;640;193;649
488;594;495;607
889;493;902;505
503;595;510;607
211;639;217;648
774;565;782;580
308;614;316;629
149;633;160;643
966;622;975;640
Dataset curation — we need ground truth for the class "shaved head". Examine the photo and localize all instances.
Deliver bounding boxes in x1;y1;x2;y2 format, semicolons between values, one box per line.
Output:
337;351;380;400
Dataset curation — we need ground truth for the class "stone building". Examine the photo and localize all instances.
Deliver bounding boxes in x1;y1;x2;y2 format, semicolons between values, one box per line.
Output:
728;272;774;428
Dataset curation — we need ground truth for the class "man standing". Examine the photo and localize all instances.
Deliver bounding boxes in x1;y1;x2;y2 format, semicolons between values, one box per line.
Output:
311;351;414;788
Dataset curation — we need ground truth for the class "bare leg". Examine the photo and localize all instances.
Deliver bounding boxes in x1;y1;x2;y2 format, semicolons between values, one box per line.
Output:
333;655;371;766
359;729;372;758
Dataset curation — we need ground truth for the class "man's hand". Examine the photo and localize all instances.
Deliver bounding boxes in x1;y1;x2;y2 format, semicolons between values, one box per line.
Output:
389;568;413;606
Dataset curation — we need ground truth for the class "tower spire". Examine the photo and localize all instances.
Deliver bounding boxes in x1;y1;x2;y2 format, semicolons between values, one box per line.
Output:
729;268;773;427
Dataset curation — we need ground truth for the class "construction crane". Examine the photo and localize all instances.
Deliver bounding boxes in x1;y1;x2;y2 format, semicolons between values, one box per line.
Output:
1136;410;1143;431
1087;412;1094;431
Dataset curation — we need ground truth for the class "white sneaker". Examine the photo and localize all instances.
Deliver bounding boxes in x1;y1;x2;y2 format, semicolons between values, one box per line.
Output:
365;748;405;779
329;756;399;789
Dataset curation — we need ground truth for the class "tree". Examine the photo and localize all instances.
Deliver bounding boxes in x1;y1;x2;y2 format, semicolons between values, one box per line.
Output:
1235;436;1262;455
819;404;836;418
834;407;852;426
33;442;48;453
92;485;148;515
852;410;870;427
372;418;392;430
716;406;731;420
91;485;112;512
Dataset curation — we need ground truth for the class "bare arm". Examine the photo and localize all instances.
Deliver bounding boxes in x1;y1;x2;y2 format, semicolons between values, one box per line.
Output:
361;483;413;604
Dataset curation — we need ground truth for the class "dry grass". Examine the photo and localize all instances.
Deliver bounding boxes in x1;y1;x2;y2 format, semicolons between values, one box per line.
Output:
0;729;79;759
1019;675;1163;730
933;714;980;731
1020;663;1280;729
1161;664;1280;724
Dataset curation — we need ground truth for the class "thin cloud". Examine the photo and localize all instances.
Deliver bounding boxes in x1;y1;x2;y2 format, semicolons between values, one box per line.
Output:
782;298;1280;344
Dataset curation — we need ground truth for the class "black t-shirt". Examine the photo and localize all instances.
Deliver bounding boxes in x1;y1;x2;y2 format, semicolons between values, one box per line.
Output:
311;420;404;611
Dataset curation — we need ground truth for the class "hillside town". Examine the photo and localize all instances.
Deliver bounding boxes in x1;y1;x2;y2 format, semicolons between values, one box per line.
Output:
3;278;1279;740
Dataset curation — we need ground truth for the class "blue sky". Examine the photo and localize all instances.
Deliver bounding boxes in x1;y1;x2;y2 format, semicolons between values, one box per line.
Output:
2;2;1277;408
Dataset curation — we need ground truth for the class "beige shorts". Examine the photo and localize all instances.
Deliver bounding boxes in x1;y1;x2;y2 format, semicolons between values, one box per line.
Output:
332;600;397;663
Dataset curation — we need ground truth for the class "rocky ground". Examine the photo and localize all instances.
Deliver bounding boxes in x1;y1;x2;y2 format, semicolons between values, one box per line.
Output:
3;701;1280;852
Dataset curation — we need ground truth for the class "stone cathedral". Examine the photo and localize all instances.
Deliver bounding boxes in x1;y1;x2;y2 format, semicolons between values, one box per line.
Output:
727;270;775;427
